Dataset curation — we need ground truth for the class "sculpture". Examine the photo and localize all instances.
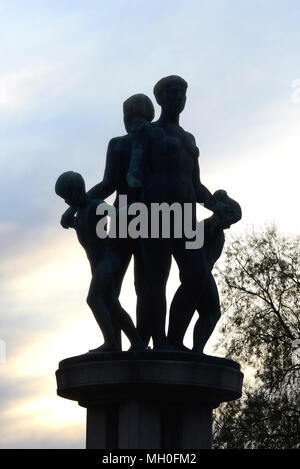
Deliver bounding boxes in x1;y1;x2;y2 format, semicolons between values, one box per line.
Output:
127;76;225;350
55;76;242;354
55;171;145;352
58;94;154;349
168;189;242;352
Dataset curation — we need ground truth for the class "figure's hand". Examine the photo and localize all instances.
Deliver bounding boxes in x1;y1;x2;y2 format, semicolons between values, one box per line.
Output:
214;199;227;216
60;213;72;229
127;170;143;189
212;199;229;230
60;208;76;229
212;190;242;230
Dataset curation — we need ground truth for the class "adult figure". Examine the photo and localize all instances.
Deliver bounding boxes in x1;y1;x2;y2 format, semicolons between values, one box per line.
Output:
127;75;224;349
60;94;155;348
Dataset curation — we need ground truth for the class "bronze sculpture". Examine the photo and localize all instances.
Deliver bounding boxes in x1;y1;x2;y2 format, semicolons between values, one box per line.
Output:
55;76;242;354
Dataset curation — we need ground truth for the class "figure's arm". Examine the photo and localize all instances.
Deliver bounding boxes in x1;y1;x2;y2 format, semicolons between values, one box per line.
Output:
127;123;150;189
186;132;226;213
192;152;220;212
60;206;76;229
60;139;120;227
180;129;200;159
181;130;216;211
87;138;121;199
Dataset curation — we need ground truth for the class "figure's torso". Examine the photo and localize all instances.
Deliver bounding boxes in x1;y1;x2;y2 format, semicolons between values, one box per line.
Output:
143;122;198;204
110;134;133;206
74;200;106;269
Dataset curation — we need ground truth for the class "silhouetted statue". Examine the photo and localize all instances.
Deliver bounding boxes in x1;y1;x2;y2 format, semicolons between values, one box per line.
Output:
168;190;242;353
127;75;226;349
58;94;154;349
55;76;242;355
55;171;145;351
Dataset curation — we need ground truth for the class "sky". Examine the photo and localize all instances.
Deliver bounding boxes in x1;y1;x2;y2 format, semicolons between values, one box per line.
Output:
0;0;299;448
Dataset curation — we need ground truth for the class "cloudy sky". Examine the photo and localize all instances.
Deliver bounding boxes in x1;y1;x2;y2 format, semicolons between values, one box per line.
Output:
0;0;299;448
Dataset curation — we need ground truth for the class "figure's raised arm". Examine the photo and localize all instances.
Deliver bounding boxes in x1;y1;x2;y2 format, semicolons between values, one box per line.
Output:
127;122;150;189
87;137;121;200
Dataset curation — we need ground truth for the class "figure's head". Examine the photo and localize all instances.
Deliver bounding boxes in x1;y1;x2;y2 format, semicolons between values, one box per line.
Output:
214;190;242;229
214;189;228;202
55;171;86;208
154;75;188;114
123;93;155;133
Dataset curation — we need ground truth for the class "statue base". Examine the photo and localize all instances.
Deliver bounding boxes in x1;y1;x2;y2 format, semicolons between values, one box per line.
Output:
56;351;243;449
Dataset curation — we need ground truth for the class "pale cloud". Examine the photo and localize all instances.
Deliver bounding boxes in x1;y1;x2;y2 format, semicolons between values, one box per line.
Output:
0;63;62;111
1;394;85;448
203;99;300;234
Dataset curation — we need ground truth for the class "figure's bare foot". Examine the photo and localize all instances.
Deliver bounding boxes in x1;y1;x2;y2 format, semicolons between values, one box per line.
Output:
192;347;205;355
172;343;192;352
89;343;120;353
153;338;177;351
128;341;147;352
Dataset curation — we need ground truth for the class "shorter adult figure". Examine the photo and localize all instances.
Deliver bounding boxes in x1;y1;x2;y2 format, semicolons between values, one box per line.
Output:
60;94;155;348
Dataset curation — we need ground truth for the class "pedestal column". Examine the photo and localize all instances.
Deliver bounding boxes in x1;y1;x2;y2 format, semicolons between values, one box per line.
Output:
56;351;243;449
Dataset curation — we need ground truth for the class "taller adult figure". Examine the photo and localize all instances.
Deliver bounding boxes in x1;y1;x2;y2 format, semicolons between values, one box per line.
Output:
127;75;223;349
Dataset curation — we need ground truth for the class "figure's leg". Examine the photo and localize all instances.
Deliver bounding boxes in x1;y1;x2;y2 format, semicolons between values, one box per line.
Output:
86;270;120;351
105;240;132;350
168;242;209;349
114;239;132;297
134;242;151;346
167;284;195;349
138;238;172;349
193;273;221;353
100;240;146;351
109;297;146;351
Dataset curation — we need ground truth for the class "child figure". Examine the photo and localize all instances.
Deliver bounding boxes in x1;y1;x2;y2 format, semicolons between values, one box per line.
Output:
168;190;242;353
191;190;242;353
55;171;145;352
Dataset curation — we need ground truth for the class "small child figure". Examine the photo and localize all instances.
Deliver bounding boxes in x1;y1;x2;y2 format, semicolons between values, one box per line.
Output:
168;189;242;353
191;190;242;353
55;171;145;352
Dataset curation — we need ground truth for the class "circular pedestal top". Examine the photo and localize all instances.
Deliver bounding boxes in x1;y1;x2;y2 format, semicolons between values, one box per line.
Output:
56;351;243;408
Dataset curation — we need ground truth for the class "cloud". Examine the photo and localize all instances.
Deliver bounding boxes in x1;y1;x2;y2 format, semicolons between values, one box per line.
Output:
0;359;85;448
0;63;63;111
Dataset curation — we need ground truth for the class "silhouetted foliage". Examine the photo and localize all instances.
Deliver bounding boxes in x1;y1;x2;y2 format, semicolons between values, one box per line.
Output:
213;225;300;448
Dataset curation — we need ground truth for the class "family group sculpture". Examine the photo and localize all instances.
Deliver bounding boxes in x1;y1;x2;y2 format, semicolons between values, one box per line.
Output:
55;75;242;354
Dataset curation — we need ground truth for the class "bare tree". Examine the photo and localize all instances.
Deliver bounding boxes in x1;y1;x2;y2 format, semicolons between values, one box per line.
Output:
213;225;300;449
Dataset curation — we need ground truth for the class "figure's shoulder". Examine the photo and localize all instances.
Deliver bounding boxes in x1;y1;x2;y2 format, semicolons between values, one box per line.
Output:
107;134;130;152
182;128;196;144
132;121;158;144
79;199;100;217
144;121;167;139
88;198;102;208
108;134;127;145
186;130;195;140
80;200;108;231
180;128;199;158
136;121;156;134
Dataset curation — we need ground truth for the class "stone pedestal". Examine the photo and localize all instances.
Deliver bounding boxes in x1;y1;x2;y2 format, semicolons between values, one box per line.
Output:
56;351;243;449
